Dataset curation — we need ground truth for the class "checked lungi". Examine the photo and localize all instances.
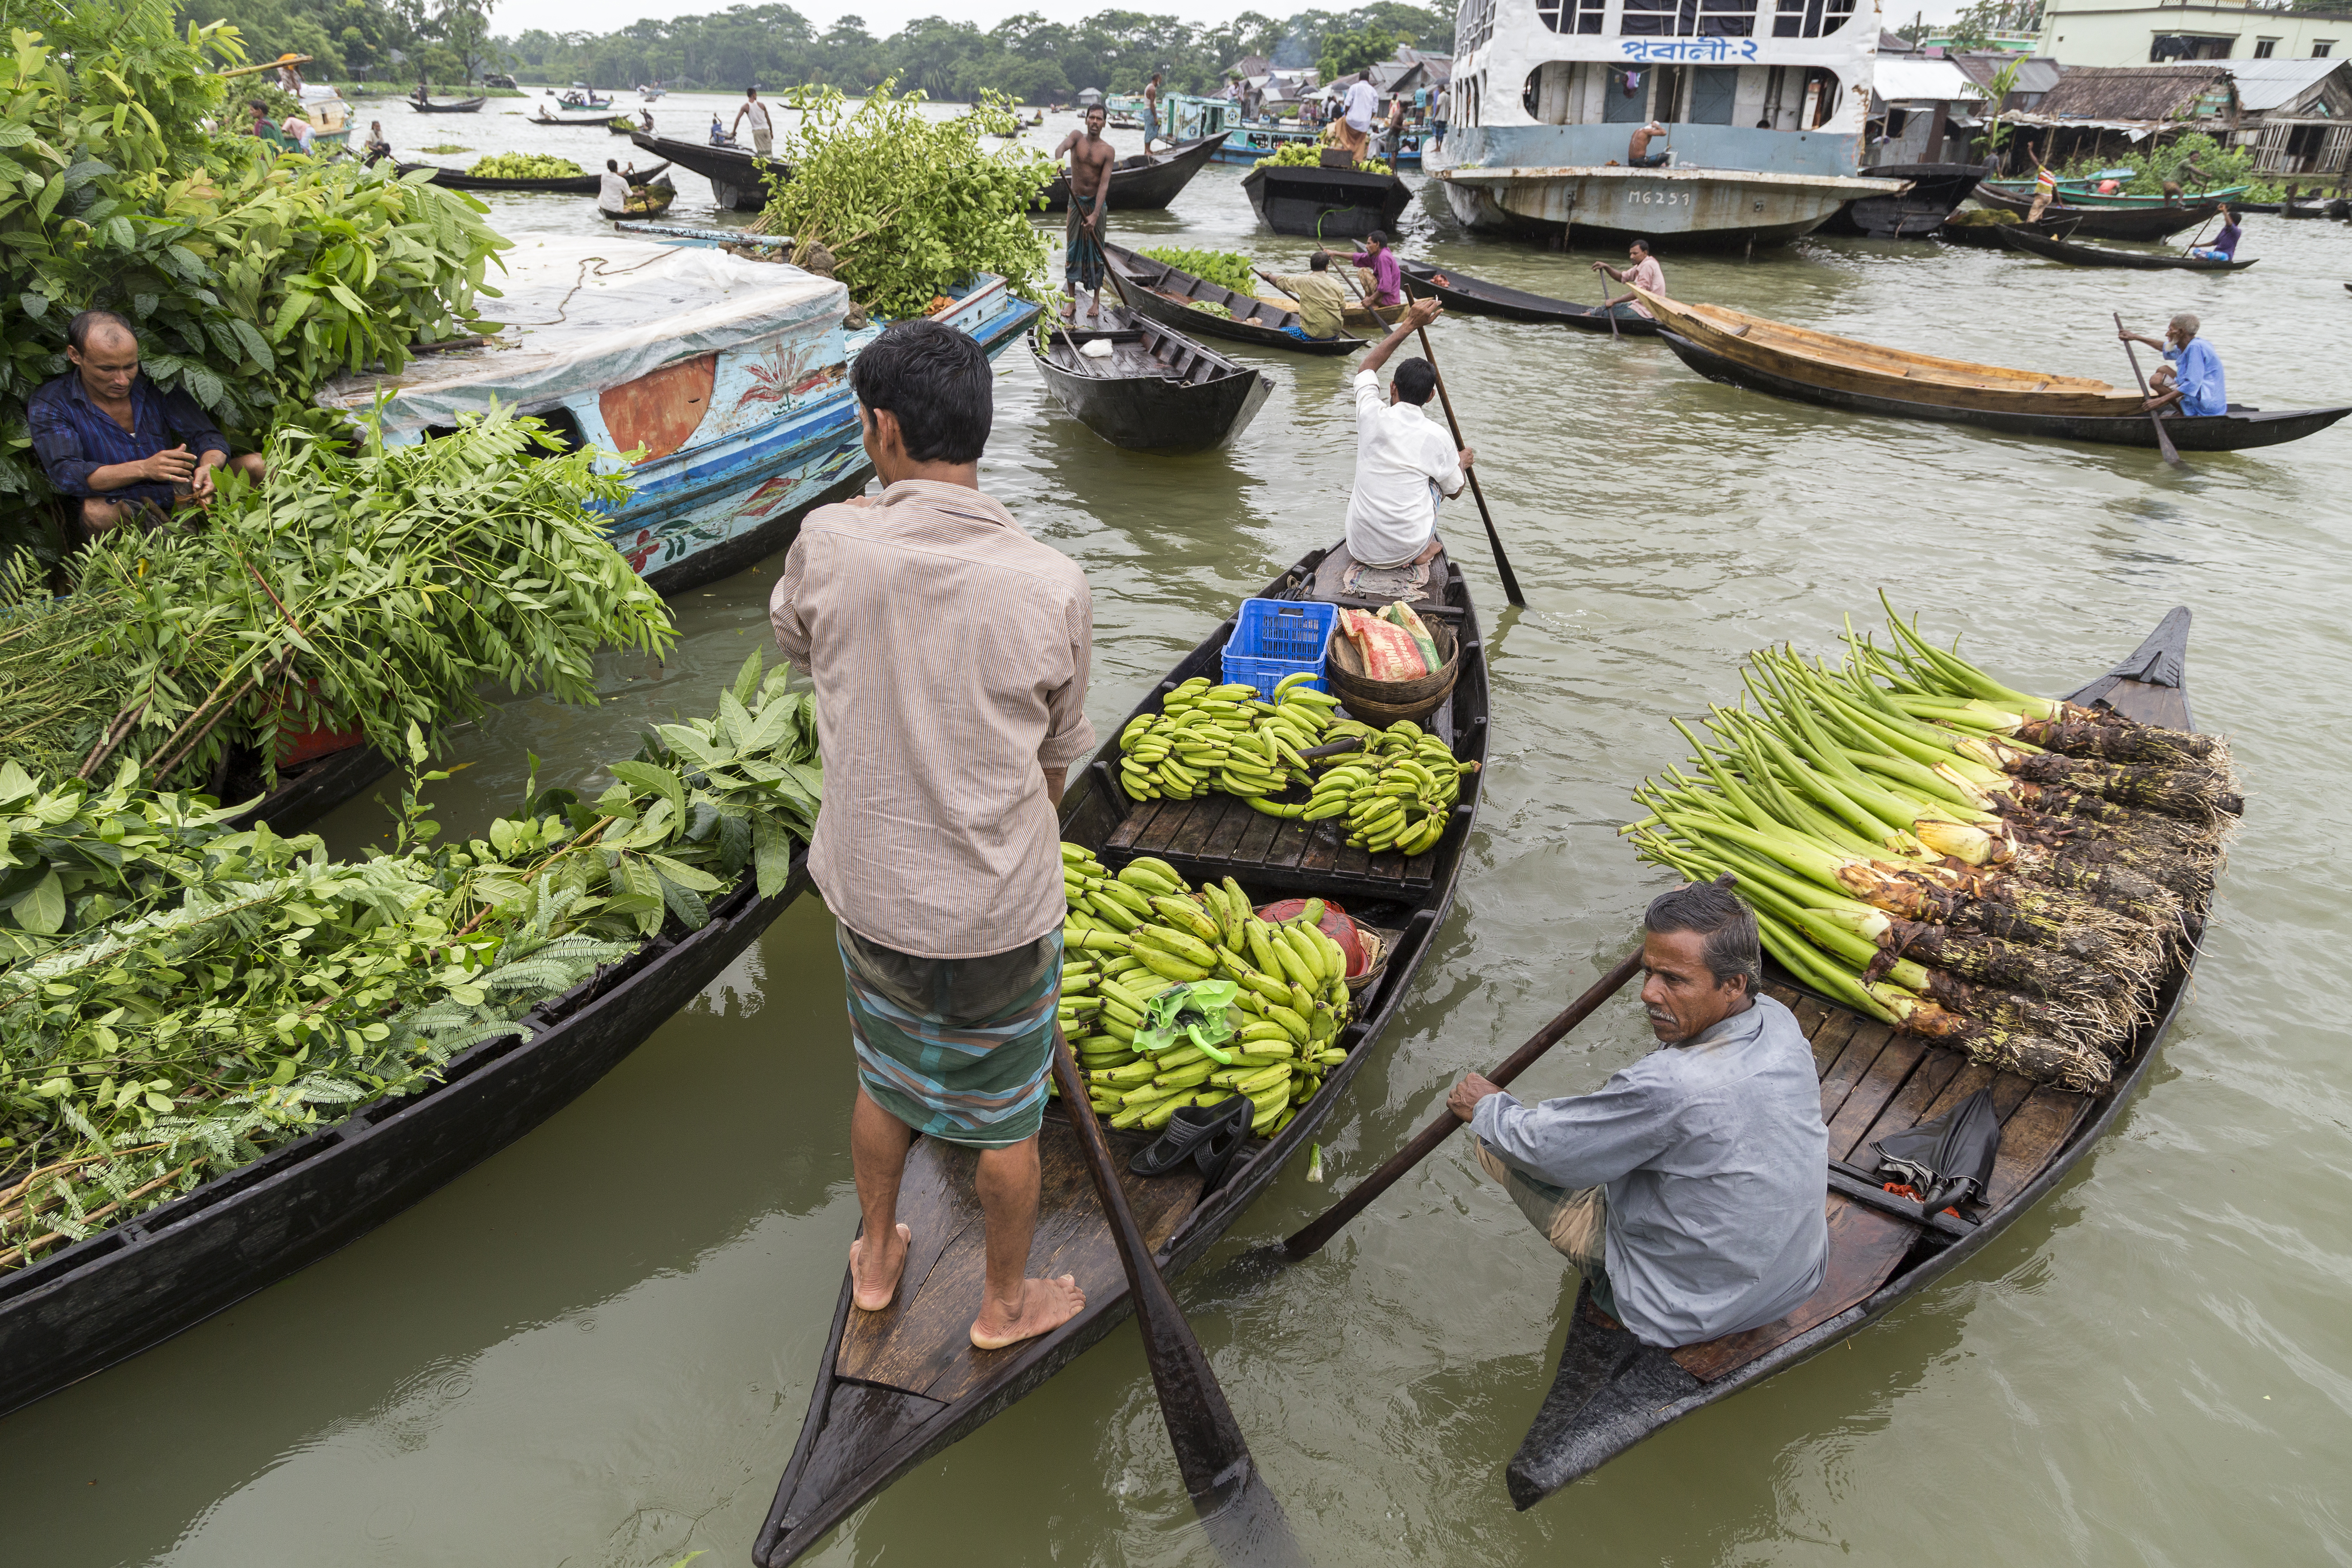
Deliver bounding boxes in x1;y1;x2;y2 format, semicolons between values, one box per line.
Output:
1065;204;1107;295
839;924;1063;1149
1471;1137;1621;1319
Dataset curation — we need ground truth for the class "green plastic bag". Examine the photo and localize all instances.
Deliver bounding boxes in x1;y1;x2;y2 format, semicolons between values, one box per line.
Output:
1132;980;1241;1063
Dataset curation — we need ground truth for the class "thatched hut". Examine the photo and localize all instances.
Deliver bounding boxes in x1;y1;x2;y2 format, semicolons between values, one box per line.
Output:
1992;63;2239;168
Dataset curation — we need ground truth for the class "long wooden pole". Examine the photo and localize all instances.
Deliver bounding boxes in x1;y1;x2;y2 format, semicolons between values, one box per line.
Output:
1049;1029;1301;1554
1279;946;1644;1260
1338;266;1527;607
2113;312;2185;468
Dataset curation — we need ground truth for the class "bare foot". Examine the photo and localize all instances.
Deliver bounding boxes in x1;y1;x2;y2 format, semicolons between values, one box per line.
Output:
850;1222;911;1311
969;1274;1085;1350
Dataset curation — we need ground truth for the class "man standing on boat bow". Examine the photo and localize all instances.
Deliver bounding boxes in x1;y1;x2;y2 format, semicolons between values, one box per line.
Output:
771;320;1095;1352
1446;879;1829;1346
1054;104;1116;322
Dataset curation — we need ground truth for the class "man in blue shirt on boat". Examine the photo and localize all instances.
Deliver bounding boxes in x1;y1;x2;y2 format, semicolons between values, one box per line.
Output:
1445;878;1829;1347
2122;314;2226;420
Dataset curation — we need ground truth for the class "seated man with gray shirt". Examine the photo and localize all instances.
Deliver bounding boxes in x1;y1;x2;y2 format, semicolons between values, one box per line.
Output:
1446;878;1828;1345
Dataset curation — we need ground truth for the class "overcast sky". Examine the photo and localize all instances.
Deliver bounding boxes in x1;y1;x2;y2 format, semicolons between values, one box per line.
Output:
493;0;1969;44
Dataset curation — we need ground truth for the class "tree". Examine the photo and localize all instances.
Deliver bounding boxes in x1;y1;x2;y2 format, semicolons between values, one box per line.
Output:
1318;23;1399;80
432;0;497;84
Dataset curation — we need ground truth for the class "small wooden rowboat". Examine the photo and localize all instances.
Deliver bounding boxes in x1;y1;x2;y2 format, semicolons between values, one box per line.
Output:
1994;225;2256;272
1637;287;2352;451
1038;133;1228;212
528;111;623;128
1031;306;1272;452
1936;210;2082;249
629;130;783;211
1980;178;2248;209
0;854;810;1421
1241;162;1412;239
1396;258;1662;336
1971;185;2222;241
752;548;1489;1567
400;158;671;194
405;95;485;114
1105;242;1366;356
1509;610;2213;1504
601;177;676;220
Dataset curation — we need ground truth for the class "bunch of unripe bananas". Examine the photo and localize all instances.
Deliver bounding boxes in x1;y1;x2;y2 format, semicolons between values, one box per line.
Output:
1115;674;1337;806
1057;846;1353;1139
1301;719;1472;855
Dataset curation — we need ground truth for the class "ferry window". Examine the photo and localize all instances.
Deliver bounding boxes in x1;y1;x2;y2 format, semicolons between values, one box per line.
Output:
1537;0;1606;33
1774;0;1851;37
2254;38;2276;56
1576;0;1607;32
1620;0;1679;36
1700;0;1757;37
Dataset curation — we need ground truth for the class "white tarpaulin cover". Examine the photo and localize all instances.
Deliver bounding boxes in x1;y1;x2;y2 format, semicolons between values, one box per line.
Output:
319;233;848;438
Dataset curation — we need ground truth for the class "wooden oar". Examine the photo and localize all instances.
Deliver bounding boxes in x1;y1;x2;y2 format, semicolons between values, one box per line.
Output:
1047;1028;1305;1559
2113;311;2185;469
1337;266;1527;607
1278;946;1644;1261
1595;276;1621;341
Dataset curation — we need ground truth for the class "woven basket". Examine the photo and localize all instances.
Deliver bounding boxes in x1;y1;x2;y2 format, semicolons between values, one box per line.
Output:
1327;616;1459;726
1344;923;1400;998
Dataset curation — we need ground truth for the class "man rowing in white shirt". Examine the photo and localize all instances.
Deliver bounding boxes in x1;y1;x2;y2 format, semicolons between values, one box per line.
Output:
1337;296;1472;582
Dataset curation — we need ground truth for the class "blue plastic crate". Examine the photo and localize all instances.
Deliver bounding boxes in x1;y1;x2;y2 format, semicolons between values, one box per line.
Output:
1220;598;1338;700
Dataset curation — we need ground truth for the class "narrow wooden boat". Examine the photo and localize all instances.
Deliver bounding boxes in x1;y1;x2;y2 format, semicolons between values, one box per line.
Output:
1815;162;1983;239
1039;132;1228;212
630;130;783;211
405;95;485;114
1241;162;1412;239
528;111;624;128
558;90;615;110
1507;610;2213;1504
0;855;810;1421
1637;287;2352;451
601;178;676;220
1936;210;2082;249
1105;242;1365;356
398;158;671;194
1994;224;2255;271
1971;186;2220;241
1032;306;1272;451
1981;178;2247;208
1396;258;1661;336
752;549;1489;1567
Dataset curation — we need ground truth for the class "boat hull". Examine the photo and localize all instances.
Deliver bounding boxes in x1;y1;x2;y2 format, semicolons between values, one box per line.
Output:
406;97;485;113
630;131;783;210
399;159;671;194
1032;316;1271;450
1240;164;1413;238
1397;259;1660;335
1993;225;2255;271
1038;133;1226;211
1660;330;2352;451
0;866;808;1422
1105;241;1365;355
1433;163;1907;248
1971;187;2221;241
1816;163;1983;239
1508;613;2210;1504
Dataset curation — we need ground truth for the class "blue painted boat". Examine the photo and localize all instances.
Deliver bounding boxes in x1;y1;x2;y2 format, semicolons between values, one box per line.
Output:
317;229;1041;595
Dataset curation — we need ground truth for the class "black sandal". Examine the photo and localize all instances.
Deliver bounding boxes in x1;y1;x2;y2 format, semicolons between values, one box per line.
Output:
1129;1096;1253;1185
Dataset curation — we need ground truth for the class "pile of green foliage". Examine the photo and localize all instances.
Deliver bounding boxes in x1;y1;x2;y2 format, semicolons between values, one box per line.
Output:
466;152;585;179
1139;245;1256;296
0;408;671;790
2057;133;2282;203
0;1;508;544
758;80;1052;319
0;653;821;1268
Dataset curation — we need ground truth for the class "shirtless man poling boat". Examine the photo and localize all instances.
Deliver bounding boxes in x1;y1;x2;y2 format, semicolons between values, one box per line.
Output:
1055;104;1115;322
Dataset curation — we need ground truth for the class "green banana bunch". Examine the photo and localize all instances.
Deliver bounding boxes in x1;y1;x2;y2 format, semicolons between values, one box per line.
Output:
1302;718;1479;858
1114;674;1340;814
1050;843;1357;1138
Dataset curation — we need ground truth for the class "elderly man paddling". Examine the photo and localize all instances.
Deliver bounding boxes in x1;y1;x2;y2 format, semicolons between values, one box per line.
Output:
30;309;265;536
2122;313;2226;418
771;319;1095;1351
1446;880;1828;1345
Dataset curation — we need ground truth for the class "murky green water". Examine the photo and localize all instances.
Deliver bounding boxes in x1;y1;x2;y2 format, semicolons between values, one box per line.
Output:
9;95;2350;1567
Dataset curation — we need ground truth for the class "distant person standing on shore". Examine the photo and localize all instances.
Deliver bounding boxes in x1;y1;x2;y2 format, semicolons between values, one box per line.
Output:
734;85;774;156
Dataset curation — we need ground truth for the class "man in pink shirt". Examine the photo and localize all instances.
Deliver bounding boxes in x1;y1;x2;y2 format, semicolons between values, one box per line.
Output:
1592;237;1666;319
1351;229;1403;309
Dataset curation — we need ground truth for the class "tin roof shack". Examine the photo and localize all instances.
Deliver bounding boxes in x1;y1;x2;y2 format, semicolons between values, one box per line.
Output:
2230;57;2352;176
1869;58;1991;162
1994;61;2239;166
1951;50;2070;112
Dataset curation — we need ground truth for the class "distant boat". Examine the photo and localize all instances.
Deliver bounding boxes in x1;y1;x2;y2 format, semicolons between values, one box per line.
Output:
558;86;615;110
638;83;668;100
407;94;485;114
1037;132;1226;211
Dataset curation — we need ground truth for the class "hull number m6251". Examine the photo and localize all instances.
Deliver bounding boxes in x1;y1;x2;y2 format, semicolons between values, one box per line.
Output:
1627;190;1693;208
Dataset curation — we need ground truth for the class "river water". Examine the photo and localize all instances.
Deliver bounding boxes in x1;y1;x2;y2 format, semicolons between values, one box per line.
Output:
10;93;2350;1568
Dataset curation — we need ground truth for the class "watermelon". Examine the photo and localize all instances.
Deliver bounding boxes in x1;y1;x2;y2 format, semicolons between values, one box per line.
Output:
1253;897;1367;975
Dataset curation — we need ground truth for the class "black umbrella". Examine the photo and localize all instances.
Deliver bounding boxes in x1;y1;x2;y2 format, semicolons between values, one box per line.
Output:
1871;1088;2002;1215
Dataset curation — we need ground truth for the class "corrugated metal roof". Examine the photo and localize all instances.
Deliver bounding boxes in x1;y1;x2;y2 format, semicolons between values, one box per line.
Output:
1874;59;1987;101
2228;58;2349;112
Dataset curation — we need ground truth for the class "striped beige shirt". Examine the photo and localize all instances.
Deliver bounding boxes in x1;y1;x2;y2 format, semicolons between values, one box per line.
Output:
770;479;1096;959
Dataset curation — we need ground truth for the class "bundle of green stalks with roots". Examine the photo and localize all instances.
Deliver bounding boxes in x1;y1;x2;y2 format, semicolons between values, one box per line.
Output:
1623;599;2239;1094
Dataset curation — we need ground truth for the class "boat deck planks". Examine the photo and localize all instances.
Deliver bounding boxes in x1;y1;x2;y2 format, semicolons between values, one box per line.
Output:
836;1127;1204;1404
1669;1197;1914;1381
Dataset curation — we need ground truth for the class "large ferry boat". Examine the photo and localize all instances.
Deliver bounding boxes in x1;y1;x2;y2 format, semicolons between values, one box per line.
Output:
1427;0;1905;246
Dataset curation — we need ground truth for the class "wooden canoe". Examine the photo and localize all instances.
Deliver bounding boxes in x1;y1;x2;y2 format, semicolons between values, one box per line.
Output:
1980;179;2248;208
0;855;810;1421
1970;186;2222;241
1654;324;2352;452
1105;242;1366;356
399;159;671;194
1038;133;1228;212
1397;259;1662;336
1031;306;1272;452
1936;211;2082;248
600;178;675;220
526;112;621;128
1993;224;2256;272
629;130;784;211
751;548;1489;1567
404;95;485;113
1508;609;2215;1504
1240;162;1412;240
